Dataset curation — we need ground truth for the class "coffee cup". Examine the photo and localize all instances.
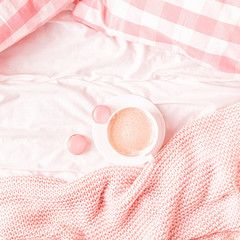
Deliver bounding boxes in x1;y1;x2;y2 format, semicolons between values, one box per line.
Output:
106;107;158;158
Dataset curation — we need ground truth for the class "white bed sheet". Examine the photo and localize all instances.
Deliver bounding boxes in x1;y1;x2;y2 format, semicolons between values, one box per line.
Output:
0;6;239;182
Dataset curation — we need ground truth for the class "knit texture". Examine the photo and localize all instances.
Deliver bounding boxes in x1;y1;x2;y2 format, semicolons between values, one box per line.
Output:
0;103;240;239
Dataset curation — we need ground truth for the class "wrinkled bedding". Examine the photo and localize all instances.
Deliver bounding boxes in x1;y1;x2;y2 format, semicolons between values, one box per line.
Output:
0;7;240;182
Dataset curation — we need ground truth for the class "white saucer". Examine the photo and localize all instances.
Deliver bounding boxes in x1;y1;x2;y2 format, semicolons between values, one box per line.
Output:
92;94;165;166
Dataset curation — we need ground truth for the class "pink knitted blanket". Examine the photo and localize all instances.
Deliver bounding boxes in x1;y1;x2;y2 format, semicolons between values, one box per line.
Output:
1;103;240;239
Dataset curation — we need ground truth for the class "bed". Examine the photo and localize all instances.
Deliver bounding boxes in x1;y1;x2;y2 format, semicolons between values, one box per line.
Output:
0;1;240;239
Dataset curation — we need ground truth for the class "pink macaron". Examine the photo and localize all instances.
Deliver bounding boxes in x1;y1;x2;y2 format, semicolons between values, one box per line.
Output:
67;134;88;155
92;105;111;124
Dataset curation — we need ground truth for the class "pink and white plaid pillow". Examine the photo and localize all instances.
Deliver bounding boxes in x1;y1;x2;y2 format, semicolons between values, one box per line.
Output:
73;0;240;74
0;0;72;53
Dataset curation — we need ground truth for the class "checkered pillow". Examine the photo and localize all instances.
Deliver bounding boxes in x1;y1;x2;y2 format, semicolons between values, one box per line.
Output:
0;0;72;53
73;0;240;74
